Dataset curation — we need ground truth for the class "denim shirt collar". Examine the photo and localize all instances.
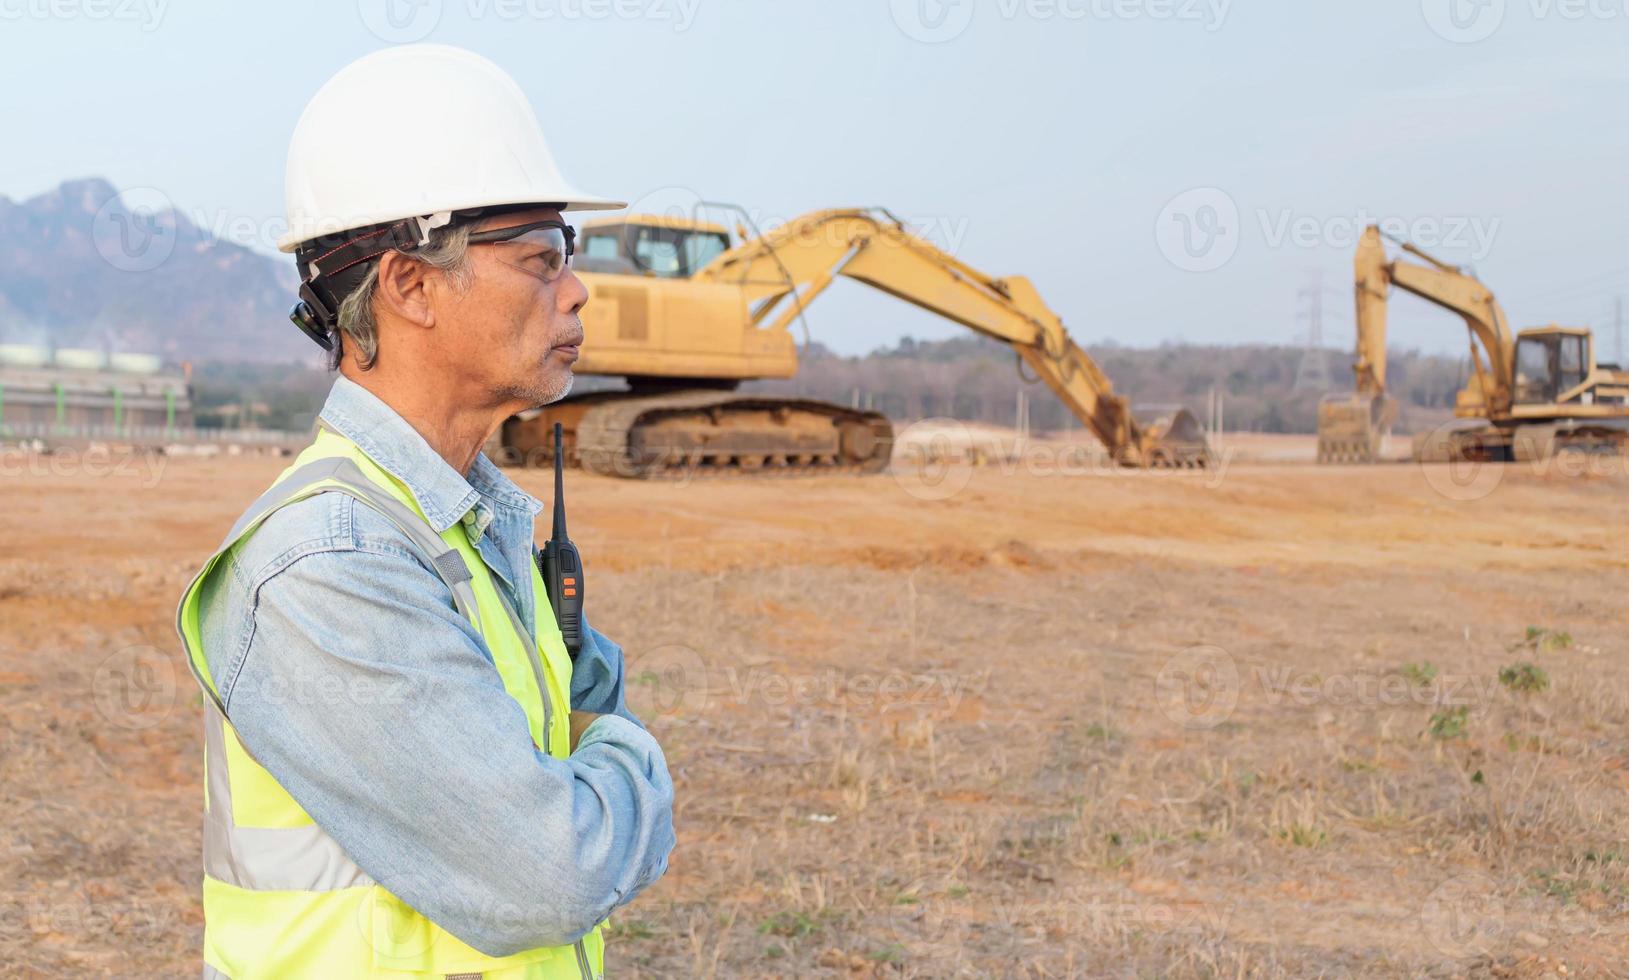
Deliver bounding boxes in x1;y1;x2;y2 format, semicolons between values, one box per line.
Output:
317;376;544;536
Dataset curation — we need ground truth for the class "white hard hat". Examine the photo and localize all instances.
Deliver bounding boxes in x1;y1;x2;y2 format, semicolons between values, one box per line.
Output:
277;44;623;253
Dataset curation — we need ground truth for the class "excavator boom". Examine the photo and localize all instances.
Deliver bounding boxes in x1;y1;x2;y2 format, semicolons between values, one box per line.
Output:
696;209;1209;467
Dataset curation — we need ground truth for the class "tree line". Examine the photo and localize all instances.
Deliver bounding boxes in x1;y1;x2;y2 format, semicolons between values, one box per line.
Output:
746;336;1467;435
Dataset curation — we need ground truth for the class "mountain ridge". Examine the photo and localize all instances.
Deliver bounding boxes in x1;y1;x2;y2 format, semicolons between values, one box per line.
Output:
0;178;312;364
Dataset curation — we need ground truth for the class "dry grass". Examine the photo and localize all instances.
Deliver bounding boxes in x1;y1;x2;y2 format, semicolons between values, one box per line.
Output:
2;451;1627;976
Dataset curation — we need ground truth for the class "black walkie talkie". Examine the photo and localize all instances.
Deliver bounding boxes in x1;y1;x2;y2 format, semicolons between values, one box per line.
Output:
539;422;584;658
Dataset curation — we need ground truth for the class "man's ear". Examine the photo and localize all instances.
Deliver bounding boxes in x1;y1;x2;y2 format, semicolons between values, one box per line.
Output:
374;252;436;329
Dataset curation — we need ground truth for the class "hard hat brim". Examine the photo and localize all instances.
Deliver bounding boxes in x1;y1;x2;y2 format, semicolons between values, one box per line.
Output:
277;190;627;253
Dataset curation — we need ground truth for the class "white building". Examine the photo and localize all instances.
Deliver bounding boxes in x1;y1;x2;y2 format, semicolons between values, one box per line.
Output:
0;345;193;432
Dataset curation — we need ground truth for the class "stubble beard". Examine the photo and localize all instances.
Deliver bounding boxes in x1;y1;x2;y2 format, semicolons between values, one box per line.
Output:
503;369;574;410
500;317;580;408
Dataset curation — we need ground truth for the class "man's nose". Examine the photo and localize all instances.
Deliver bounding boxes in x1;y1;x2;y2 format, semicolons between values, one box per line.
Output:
558;269;589;316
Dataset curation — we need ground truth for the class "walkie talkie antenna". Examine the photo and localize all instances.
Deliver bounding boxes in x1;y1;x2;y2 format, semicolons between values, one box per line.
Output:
540;422;584;658
552;423;568;540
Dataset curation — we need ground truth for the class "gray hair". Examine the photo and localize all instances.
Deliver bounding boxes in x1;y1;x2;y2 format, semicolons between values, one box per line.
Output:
332;223;476;370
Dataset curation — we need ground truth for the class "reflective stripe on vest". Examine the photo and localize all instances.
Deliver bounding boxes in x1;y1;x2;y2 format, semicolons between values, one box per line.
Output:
176;432;604;980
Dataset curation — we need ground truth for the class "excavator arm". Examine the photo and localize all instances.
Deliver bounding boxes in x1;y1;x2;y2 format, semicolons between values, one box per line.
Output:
1353;225;1515;413
696;208;1209;467
1320;225;1517;463
1352;226;1391;398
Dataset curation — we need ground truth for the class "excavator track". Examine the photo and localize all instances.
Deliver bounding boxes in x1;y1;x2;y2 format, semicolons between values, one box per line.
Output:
572;390;894;479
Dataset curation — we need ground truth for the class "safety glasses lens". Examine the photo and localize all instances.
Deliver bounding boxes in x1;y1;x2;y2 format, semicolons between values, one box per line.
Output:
490;227;570;280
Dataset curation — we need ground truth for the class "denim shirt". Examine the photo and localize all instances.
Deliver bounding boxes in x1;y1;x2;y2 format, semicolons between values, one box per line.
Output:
193;376;674;954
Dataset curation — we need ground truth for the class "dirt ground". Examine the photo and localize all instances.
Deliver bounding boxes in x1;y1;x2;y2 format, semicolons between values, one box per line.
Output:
2;439;1627;977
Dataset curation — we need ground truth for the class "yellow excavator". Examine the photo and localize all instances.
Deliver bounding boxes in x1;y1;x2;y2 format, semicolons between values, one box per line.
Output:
1318;225;1629;463
502;207;1211;476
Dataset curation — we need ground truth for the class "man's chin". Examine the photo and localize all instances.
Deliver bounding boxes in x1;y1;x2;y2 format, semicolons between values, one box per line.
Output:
501;366;579;411
501;370;574;411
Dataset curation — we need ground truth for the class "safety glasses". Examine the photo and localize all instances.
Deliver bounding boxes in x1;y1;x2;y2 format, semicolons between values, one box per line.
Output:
466;219;576;283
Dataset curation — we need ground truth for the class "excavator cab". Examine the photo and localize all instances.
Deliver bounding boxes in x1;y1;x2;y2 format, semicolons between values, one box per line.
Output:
1513;327;1591;405
576;216;731;279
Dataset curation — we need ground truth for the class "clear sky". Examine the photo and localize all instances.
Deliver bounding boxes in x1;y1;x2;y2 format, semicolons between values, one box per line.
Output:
3;0;1627;358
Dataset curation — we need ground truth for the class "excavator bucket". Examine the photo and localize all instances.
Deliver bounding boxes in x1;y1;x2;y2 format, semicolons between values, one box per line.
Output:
1317;392;1395;463
1133;405;1214;468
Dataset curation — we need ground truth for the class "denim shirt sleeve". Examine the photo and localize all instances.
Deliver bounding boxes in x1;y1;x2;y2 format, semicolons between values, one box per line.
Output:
197;492;675;955
571;621;642;726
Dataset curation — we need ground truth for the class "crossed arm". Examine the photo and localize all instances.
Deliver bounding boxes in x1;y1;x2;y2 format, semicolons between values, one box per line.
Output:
197;501;675;954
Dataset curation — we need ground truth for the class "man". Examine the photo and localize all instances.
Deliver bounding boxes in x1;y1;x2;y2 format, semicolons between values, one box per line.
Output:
175;45;674;979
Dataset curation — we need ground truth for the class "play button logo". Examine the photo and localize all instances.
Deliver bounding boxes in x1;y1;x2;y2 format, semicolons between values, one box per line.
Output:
891;0;975;43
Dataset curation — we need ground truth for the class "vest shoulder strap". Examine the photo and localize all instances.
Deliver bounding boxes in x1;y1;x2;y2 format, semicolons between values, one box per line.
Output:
182;455;484;717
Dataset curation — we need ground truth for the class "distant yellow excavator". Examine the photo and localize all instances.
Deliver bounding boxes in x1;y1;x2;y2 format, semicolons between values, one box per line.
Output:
1318;225;1629;463
503;207;1211;476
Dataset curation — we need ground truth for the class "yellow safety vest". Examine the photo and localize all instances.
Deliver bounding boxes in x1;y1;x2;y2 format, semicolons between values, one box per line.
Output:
176;428;605;979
